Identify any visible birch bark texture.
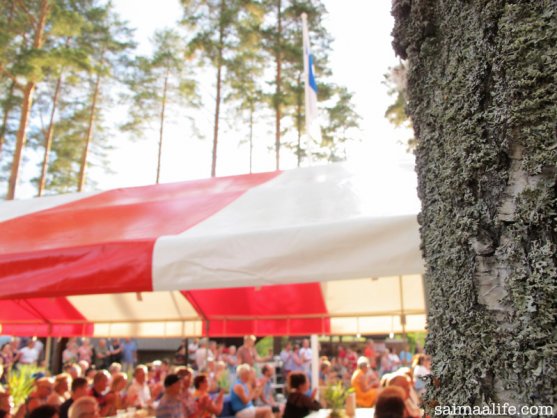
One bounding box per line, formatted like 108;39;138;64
392;0;557;411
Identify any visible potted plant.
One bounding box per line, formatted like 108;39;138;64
323;382;353;418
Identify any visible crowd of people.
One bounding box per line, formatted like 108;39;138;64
0;335;431;418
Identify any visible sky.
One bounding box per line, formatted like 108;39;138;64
13;0;415;199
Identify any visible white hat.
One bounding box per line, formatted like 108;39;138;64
357;356;369;367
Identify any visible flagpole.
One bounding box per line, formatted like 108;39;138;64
301;13;320;165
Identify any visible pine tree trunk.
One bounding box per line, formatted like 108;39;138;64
0;81;15;163
211;0;226;178
38;74;63;197
78;72;101;192
393;0;557;412
6;0;50;200
156;69;170;184
274;0;282;171
248;102;254;174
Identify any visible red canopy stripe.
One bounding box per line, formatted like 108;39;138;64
183;283;331;336
0;171;280;299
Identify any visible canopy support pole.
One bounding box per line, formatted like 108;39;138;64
311;334;319;398
44;336;52;370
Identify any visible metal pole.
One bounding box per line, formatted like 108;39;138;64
310;334;319;398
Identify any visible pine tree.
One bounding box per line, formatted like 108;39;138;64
123;29;199;183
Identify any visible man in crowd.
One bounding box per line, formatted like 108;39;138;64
298;339;312;379
127;365;152;409
89;371;110;417
194;339;213;372
59;377;88;418
237;336;272;367
18;339;39;366
155;374;183;418
68;396;100;418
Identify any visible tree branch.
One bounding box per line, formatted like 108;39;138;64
15;0;38;26
0;64;24;90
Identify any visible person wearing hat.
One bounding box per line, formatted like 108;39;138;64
156;374;183;418
350;357;379;408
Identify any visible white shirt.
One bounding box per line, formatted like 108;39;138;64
195;347;213;371
19;346;39;364
127;380;152;408
299;347;312;373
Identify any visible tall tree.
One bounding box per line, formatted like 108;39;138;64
393;0;557;413
224;1;266;173
2;0;51;200
182;0;241;177
123;29;198;183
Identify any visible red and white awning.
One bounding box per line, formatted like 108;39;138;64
0;163;425;337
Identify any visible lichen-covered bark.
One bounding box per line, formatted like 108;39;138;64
392;0;557;413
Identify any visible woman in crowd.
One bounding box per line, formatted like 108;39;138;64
283;372;320;418
104;372;128;416
193;374;224;418
47;374;71;406
351;357;379;408
230;364;272;418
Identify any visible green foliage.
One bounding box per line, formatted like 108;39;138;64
8;365;41;408
323;382;352;412
255;336;273;357
393;0;557;413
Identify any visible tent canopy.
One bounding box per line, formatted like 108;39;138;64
0;163;425;337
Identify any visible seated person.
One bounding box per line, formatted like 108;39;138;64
230;364;272;418
374;387;406;418
256;365;280;414
283;372;320;418
350;357;379;407
193;374;224;418
387;375;421;418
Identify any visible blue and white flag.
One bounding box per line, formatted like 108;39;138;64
301;13;321;145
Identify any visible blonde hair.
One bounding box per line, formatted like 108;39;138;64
236;363;251;377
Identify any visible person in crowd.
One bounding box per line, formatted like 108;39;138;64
78;339;93;365
230;364;272;418
29;405;58;418
236;336;272;368
374;387;406;418
109;339;123;365
103;372;127;416
283;372;320;418
108;363;122;377
127;365;152;410
47;373;72;406
94;340;110;370
18;340;39;366
344;345;358;379
188;339;199;364
193;374;224;418
177;367;208;418
68;396;100;418
0;384;13;417
298;339;312;380
225;346;238;374
156;374;183;418
0;345;14;384
257;365;279;414
351;357;379;408
387;375;421;418
62;342;79;365
398;345;412;368
214;361;229;393
77;361;89;377
89;370;110;417
63;364;82;381
412;354;431;399
8;339;21;366
15;377;53;418
195;340;213;372
209;342;219;362
59;377;89;418
279;342;296;381
122;338;138;374
363;340;377;369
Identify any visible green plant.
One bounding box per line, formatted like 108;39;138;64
324;382;352;417
7;365;41;407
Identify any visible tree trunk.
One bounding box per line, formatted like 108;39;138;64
156;69;170;184
274;0;282;171
296;75;303;167
6;0;50;200
392;0;557;413
0;81;15;162
248;101;254;174
211;0;226;178
77;72;101;192
38;74;63;197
